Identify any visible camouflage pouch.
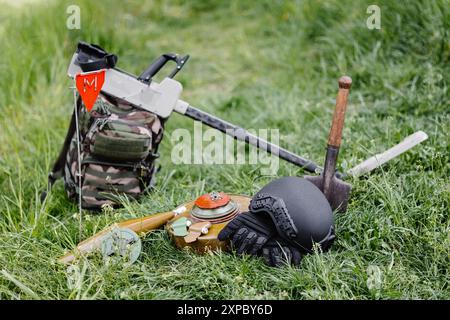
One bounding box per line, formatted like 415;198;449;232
46;94;164;210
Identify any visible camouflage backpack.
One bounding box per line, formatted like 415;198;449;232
44;92;164;210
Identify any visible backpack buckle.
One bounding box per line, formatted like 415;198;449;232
134;163;149;177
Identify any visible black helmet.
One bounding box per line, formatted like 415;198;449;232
249;176;335;253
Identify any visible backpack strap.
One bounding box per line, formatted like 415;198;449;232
41;96;82;202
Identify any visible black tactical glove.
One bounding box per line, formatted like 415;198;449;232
260;237;303;267
218;211;277;255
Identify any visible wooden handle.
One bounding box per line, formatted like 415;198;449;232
347;131;428;177
58;211;175;264
117;211;176;234
328;76;352;147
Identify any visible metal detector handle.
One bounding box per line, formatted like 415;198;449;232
138;53;189;83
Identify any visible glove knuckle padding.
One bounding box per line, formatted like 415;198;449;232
260;237;303;267
218;211;276;255
271;247;282;266
255;236;267;247
231;227;248;247
249;236;267;255
251;177;334;253
262;248;272;266
217;218;243;240
237;212;275;236
237;231;258;254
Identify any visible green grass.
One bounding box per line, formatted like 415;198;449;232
0;0;448;299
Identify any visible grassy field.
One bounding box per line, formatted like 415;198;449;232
0;0;448;299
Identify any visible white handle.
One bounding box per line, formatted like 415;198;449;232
348;131;428;177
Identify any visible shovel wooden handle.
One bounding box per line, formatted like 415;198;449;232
116;211;176;234
328;76;352;147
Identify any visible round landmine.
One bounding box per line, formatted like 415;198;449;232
166;192;251;254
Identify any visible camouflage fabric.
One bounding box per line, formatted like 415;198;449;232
63;94;164;210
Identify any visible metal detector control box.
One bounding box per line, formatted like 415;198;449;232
67;53;189;118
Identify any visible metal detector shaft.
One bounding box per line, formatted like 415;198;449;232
67;52;326;174
179;105;321;173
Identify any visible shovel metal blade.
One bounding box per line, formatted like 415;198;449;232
304;175;351;213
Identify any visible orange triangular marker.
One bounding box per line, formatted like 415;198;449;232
75;70;105;112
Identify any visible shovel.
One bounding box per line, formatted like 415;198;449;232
305;76;352;212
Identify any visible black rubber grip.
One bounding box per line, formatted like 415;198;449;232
138;53;179;83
